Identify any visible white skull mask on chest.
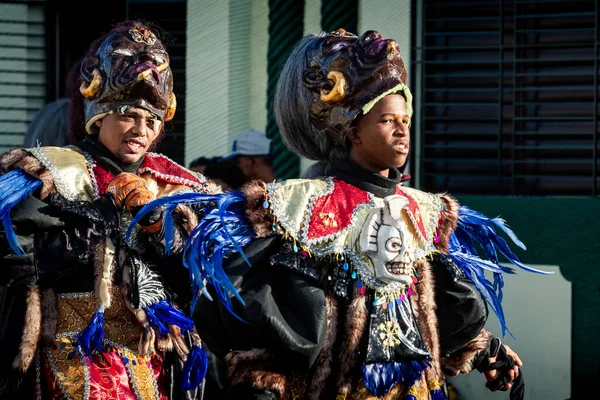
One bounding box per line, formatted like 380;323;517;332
359;195;416;285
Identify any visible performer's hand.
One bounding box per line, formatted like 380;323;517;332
106;172;155;212
484;344;523;391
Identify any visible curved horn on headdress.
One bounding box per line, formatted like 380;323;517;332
164;93;176;122
135;62;170;83
320;71;346;104
79;69;102;99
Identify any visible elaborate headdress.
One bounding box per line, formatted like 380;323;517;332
79;21;176;134
275;29;412;161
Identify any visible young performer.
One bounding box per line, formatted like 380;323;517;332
0;21;218;399
135;29;551;400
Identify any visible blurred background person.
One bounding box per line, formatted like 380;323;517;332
223;129;275;184
188;155;220;174
203;157;246;191
23;97;71;147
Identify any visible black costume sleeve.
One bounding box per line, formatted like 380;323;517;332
430;252;489;357
194;236;328;371
0;194;64;288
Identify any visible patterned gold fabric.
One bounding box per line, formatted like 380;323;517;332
46;289;165;400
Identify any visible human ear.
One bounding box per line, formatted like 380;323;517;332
346;126;361;144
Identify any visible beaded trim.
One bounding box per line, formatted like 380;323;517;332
35;352;41;400
103;339;160;400
266;178;374;250
30;147;77;200
142;153;207;190
56;286;119;301
56;292;93;300
338;246;409;292
83;152;99;199
45;347;81;400
55;330;80;339
397;187;443;248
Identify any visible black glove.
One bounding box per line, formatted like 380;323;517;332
475;337;525;400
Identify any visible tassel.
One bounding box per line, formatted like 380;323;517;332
361;360;429;397
180;344;208;391
449;206;554;337
127;191;256;318
430;389;447;400
74;305;105;358
428;379;447;400
0;169;42;255
144;300;195;336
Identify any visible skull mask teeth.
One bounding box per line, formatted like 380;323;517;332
360;196;416;285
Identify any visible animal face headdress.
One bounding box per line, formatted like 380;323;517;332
79;23;176;134
275;29;412;161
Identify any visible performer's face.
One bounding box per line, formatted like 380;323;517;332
348;94;410;176
95;107;161;163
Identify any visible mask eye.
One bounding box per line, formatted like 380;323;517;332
113;48;134;56
330;42;348;52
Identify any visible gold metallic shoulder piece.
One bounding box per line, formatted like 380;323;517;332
27;146;95;201
396;186;443;246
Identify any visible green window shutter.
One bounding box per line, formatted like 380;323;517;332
419;0;599;196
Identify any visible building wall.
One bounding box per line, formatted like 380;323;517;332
185;0;270;166
185;0;412;172
453;196;599;398
0;2;45;152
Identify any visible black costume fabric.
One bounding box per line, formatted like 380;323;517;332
0;143;216;400
194;159;491;399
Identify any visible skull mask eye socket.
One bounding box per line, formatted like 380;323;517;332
385;237;402;253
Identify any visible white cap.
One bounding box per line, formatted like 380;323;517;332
224;129;272;159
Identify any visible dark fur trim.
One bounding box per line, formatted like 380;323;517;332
308;295;338;399
412;259;443;383
40;288;57;345
441;328;493;376
435;193;459;253
225;348;287;398
336;294;368;396
13;286;41;372
203;180;223;195
170;325;190;358
0;148;29;173
156;334;173;352
242;180;272;237
175;203;199;234
0;149;56;199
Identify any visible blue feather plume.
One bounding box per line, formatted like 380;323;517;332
361;360;430;397
127;191;256;317
180;344;208;391
0;169;42;255
143;300;195;336
430;389;447;399
184;191;255;316
449;206;554;337
74;305;105;358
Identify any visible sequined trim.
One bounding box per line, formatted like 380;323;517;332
397;186;443;249
83;152;99;199
56;286;119;300
56;292;93;300
30;147;77;200
45;347;81;400
35;352;41;400
266;178;375;252
339;245;408;292
103;339;161;400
